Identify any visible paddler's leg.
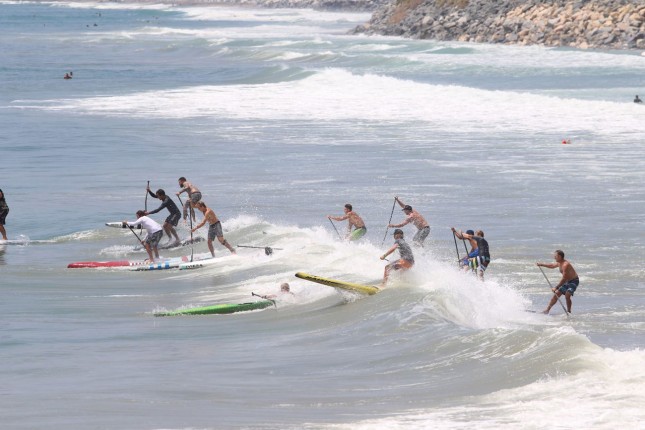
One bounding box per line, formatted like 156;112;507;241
218;237;236;254
543;290;562;314
565;291;573;313
206;238;215;257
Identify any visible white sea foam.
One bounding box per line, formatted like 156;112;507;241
17;69;644;140
326;347;645;429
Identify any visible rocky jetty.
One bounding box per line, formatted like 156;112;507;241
353;0;645;50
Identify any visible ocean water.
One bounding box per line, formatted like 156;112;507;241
1;1;644;429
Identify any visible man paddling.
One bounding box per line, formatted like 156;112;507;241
327;203;367;241
388;197;430;247
538;250;579;314
176;177;202;223
452;228;490;280
635;95;642;104
0;188;8;240
145;187;181;246
452;228;479;266
191;201;236;258
123;210;163;262
380;229;414;286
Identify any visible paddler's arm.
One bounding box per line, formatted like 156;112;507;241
380;244;398;260
191;218;207;233
327;214;348;222
451;227;464;239
146;187;157;198
536;262;558;269
394;196;405;209
389;217;410;228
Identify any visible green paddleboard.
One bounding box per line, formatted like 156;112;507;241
155;300;274;317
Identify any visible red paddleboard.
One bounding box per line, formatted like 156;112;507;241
67;260;146;268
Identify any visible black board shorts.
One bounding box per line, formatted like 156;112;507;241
0;208;8;225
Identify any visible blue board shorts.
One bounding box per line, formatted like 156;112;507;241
558;277;579;295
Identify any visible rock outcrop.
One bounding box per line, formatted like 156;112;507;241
353;0;645;50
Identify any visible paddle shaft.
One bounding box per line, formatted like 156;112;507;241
328;218;342;240
381;197;397;246
126;224;144;245
177;195;194;262
252;292;277;308
145;180;149;211
452;230;461;267
538;265;570;317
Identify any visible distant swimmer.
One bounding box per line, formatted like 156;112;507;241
0;188;9;240
176;176;202;223
123;210;163;262
452;228;490;281
145;187;181;246
380;229;414;286
537;250;579;314
635;95;643;104
191;201;235;258
388;197;430;247
327;203;366;241
63;73;72;80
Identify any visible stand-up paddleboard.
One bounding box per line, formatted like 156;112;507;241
178;254;237;270
68;253;209;269
295;272;380;295
105;222;143;229
136;236;204;251
154;300;274;316
0;239;54;245
68;259;149;269
130;253;211;271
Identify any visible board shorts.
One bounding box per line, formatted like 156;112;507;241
0;208;8;225
413;226;430;245
557;277;579;295
468;255;490;273
145;230;163;248
208;221;223;241
189;191;202;204
165;212;181;227
349;227;367;241
182;192;202;218
389;259;413;271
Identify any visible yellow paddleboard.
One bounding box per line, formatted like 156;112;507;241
295;272;380;295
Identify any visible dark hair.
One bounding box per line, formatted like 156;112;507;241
344;204;352;211
156;189;166;197
555;250;565;258
178;177;186;182
136;210;146;217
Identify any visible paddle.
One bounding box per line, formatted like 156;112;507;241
538;265;570;318
125;223;145;246
177;195;194;262
381;197;397;246
237;245;282;256
252;292;277;308
144;180;150;211
452;230;461;267
328;218;342;240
